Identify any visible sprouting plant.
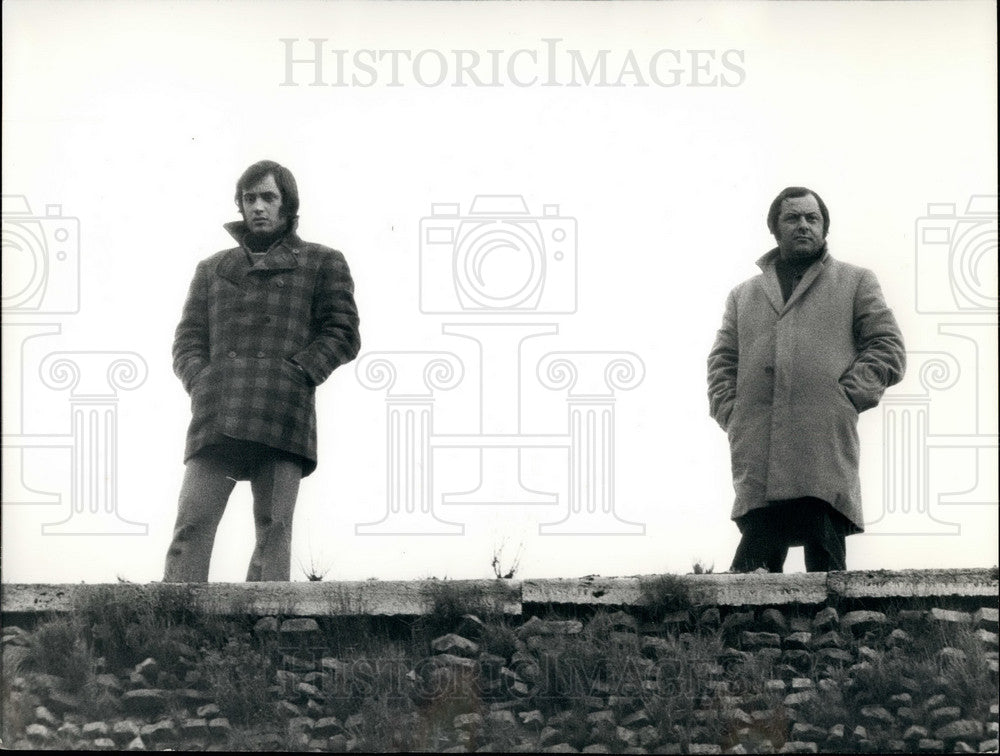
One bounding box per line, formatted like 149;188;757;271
692;559;715;575
491;540;523;579
298;550;332;581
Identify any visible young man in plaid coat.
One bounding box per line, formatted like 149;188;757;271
164;160;361;581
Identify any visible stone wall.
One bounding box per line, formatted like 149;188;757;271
1;570;998;753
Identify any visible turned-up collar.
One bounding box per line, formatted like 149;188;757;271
756;244;832;314
217;218;303;283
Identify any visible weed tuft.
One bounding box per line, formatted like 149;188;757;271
202;636;277;727
639;573;694;617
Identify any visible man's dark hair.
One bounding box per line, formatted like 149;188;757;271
234;160;300;219
767;186;830;237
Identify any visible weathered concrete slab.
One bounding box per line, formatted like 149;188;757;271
2;570;996;617
522;574;828;607
522;576;645;606
684;573;829;606
828;569;1000;599
0;580;521;617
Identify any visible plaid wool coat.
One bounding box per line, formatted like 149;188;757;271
707;248;905;531
173;220;361;476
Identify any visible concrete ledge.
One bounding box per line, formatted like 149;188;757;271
2;569;996;617
828;568;1000;599
0;580;522;617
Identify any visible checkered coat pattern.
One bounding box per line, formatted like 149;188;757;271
173;220;360;476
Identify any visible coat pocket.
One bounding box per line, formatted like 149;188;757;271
282;358;311;386
836;380;860;414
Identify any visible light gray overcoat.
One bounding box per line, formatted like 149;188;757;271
707;248;905;531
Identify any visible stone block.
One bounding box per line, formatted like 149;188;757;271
431;633;479;656
139;720;178;746
83;721;111;738
740;631;781;650
56;722;81;739
791;723;826;740
975;628;999;648
934;720;983;741
25;723;53;742
813;607;839;632
517;616;583;636
759;608;788;634
841;610;888;634
928;608;971;625
281;617;321;634
810;630;846;649
121;689;169;716
783;631;811;650
860;705;895;725
33;706;59;728
778;742;817;754
816;648;853;664
973;607;999;631
928;707;962;729
180;718;209;739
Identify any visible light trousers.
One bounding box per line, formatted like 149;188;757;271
163;445;302;582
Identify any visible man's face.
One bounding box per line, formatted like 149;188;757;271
241;173;284;234
774;194;825;259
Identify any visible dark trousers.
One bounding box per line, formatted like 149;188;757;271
164;441;303;582
730;497;849;573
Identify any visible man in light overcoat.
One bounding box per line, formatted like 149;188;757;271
164;160;361;581
707;186;905;572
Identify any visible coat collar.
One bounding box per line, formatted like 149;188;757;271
756;245;832;315
217;219;302;284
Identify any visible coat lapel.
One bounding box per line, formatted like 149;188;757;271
219;220;301;282
756;249;785;314
782;250;831;312
217;247;252;285
756;247;832;315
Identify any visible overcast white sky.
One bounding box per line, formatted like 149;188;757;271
2;1;996;584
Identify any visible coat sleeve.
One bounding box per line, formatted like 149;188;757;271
707;289;739;431
839;269;906;412
172;262;211;394
291;249;361;386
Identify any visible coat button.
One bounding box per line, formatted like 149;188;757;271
257;351;265;358
276;278;284;287
228;350;237;358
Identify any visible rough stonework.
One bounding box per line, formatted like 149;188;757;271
1;570;998;752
